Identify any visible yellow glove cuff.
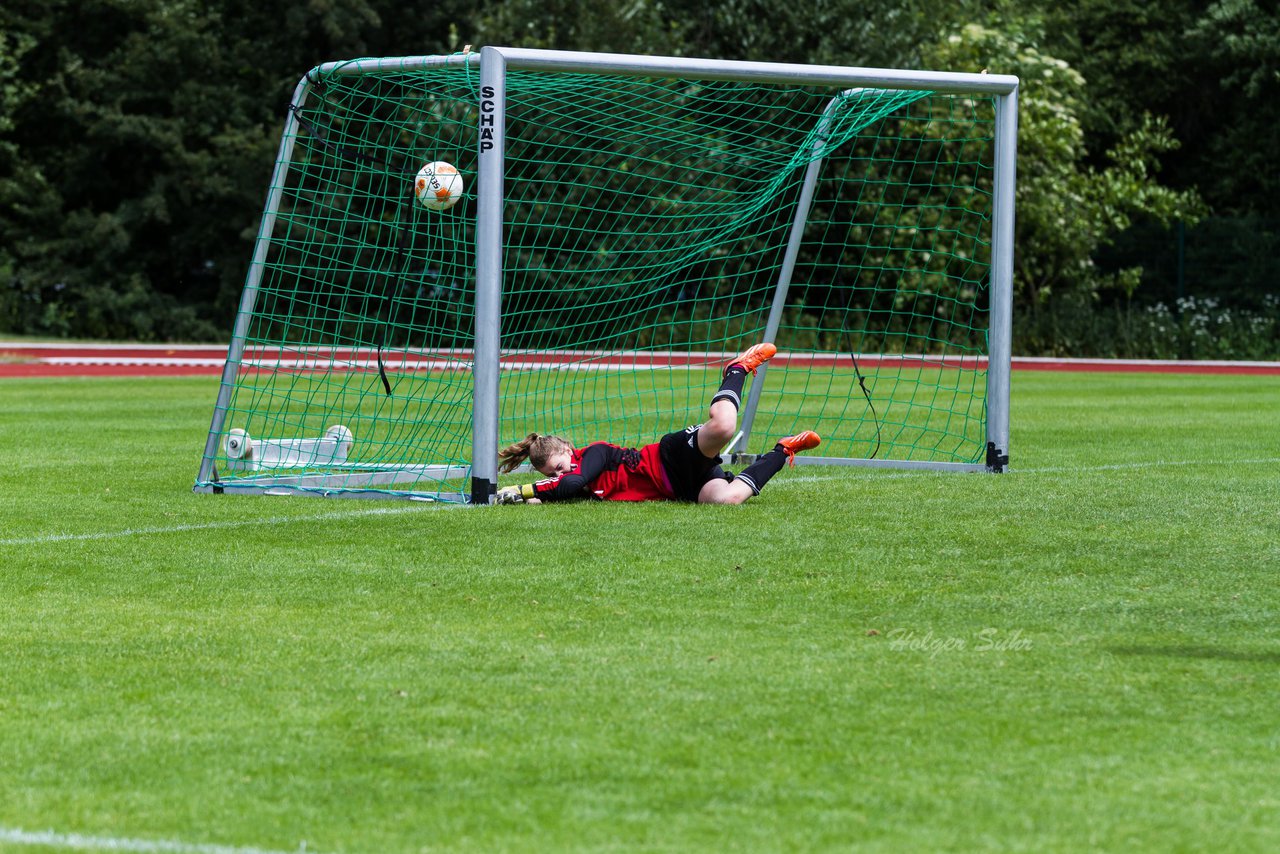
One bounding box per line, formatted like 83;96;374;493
520;483;536;499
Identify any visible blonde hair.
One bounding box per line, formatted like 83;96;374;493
497;432;573;474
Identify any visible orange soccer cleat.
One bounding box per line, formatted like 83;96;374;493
776;430;821;465
726;342;777;376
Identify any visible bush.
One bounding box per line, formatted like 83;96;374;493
0;271;221;342
1136;297;1280;361
1014;294;1280;360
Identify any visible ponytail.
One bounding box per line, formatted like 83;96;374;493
497;432;571;474
498;432;540;474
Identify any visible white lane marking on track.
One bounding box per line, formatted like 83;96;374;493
0;826;311;854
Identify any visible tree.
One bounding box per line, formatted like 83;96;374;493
473;0;984;68
923;22;1204;328
0;0;473;339
473;0;686;56
1186;0;1280;213
1032;0;1279;218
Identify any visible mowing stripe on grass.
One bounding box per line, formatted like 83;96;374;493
0;826;310;854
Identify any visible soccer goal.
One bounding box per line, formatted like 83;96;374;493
194;47;1018;503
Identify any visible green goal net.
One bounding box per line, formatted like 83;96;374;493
195;50;1015;502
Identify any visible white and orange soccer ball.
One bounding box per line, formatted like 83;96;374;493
414;161;464;210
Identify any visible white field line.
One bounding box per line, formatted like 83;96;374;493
0;505;434;548
0;826;310;854
1010;457;1280;474
4;457;1278;548
779;456;1280;483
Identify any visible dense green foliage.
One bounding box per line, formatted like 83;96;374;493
0;0;469;339
1;372;1278;849
1;0;1275;355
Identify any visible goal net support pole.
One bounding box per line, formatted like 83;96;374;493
733;88;871;462
195;74;311;489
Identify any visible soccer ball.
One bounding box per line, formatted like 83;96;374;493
414;161;464;210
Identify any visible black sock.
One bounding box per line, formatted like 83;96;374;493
711;366;747;410
734;446;788;495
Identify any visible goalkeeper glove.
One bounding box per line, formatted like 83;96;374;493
495;485;533;504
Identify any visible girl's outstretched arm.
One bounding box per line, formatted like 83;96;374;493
497;444;613;503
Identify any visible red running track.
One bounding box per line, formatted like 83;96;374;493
2;343;1279;377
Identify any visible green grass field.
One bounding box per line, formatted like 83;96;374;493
1;371;1278;853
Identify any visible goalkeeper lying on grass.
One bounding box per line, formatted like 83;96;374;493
495;343;820;505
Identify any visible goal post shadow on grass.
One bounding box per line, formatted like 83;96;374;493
194;48;1018;504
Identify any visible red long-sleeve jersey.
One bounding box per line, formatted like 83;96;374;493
530;441;674;502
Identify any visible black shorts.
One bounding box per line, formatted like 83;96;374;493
658;425;732;502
